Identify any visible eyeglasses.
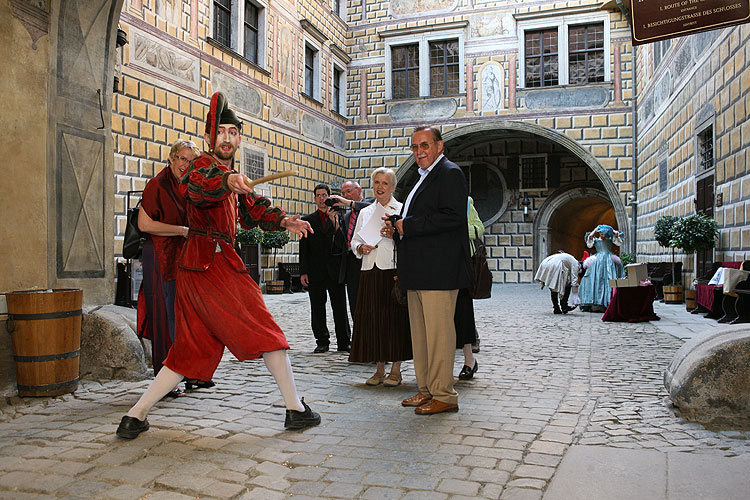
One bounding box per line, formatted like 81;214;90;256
314;193;329;199
410;141;436;152
173;155;192;163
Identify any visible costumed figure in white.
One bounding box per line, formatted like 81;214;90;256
579;224;625;312
535;251;582;314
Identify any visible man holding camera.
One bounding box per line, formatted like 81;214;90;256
299;184;351;354
329;180;373;318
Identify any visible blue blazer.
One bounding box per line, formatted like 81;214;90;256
396;157;474;290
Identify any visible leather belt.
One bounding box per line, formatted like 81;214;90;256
188;227;233;245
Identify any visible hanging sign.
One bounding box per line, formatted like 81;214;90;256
630;0;750;45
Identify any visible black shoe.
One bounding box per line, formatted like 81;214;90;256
284;398;322;430
553;308;563;314
458;361;478;380
471;338;480;354
562;305;578;314
116;415;149;439
313;345;329;354
184;379;215;390
336;346;350;353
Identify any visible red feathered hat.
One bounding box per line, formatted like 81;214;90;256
205;91;242;149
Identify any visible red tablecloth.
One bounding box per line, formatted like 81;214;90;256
696;284;720;310
602;285;660;322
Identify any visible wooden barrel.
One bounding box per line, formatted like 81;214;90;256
266;280;284;294
664;285;684;304
685;289;696;311
6;289;82;397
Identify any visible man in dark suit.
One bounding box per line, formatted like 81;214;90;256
391;126;473;415
330;180;373;318
300;184;351;354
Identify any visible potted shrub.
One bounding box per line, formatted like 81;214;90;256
261;230;290;293
671;214;719;308
237;227;263;284
654;215;682;303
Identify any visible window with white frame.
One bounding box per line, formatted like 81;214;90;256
211;0;267;67
518;13;610;89
384;28;465;100
241;146;270;197
303;42;321;101
520;155;547;190
332;64;346;115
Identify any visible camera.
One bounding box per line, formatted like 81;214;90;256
324;197;346;211
387;214;402;225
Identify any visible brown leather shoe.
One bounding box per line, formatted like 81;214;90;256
414;399;459;415
401;392;432;407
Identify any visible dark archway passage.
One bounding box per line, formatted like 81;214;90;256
548;196;617;261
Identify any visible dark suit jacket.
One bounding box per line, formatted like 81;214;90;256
336;198;374;283
300;211;343;283
396;157;473;290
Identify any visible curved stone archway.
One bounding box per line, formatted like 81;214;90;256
534;182;624;269
396;121;627;221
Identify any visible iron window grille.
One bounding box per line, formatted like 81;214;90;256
520;155;548;190
698;126;714;171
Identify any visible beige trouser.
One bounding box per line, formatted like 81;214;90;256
406;289;459;405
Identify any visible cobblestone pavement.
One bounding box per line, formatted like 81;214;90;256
1;284;749;499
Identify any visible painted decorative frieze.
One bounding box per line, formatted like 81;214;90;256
211;70;263;118
270;96;299;130
301;112;325;141
389;98;457;122
390;0;457;17
481;63;504;111
470;14;515;38
523;87;610;110
129;27;199;90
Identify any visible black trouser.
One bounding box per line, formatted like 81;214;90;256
308;278;351;349
551;284;572;311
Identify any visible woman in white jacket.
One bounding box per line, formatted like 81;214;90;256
348;168;412;386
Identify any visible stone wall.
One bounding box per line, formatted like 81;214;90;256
634;25;750;283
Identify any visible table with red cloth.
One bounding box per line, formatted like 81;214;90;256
695;261;743;313
602;284;660;322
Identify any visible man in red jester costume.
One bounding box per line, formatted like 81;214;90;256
117;92;321;439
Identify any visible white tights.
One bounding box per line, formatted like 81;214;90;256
126;349;303;421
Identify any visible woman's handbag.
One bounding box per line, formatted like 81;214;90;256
391;275;408;305
122;200;145;259
469;228;492;299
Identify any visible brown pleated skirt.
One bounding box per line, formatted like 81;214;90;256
349;266;413;363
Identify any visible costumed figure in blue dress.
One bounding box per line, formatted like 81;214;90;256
579;224;625;312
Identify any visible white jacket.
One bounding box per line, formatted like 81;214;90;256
350;197;402;271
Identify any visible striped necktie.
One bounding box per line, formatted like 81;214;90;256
346;211;357;247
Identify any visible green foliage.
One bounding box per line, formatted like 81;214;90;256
654;216;679;248
236;227;263;246
671;214;718;254
620;252;636;267
261;230;290;249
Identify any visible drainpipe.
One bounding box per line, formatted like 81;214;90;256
630;43;638;255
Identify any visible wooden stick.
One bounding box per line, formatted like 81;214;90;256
243;170;297;188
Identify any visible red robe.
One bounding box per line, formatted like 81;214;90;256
136;166;186;375
163;152;291;380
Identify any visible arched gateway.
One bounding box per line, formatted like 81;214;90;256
395;121;629;283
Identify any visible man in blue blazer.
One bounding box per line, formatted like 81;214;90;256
392;126;473;415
